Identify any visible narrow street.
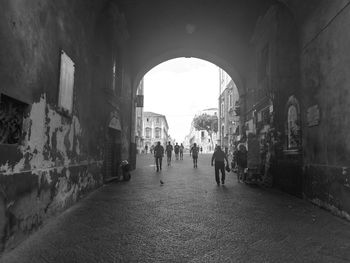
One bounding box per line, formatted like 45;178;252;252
2;154;350;263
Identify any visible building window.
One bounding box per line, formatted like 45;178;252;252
137;117;141;129
201;131;205;138
145;128;151;139
155;128;161;139
156;117;160;124
262;107;270;125
221;102;224;117
58;50;75;114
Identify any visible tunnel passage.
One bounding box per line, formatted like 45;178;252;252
1;0;350;255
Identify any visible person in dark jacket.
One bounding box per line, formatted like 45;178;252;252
190;143;199;168
236;144;247;182
166;142;173;166
211;145;229;185
154;141;164;172
174;143;180;160
179;143;184;160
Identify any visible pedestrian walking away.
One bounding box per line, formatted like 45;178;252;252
190;143;199;168
211;145;229;186
166;141;173;166
145;145;148;154
179;143;184;160
154;141;164;172
174;143;180;160
236;144;247;182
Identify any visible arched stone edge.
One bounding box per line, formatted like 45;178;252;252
131;48;244;97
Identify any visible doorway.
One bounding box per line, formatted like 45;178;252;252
105;128;121;180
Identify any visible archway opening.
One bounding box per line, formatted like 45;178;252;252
135;57;240;156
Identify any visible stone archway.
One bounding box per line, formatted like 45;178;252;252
132;48;244;99
132;50;244;153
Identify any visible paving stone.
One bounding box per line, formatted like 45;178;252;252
1;154;350;263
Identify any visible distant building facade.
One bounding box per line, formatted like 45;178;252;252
185;108;218;153
218;68;240;153
143;112;169;149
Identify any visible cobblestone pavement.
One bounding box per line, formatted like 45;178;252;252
2;154;350;263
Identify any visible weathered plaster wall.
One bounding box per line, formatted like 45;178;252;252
0;0;132;252
300;1;350;218
272;5;303;196
247;1;350;218
247;4;301;195
238;1;350;218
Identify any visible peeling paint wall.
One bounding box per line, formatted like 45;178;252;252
0;94;104;251
1;95;83;174
0;0;133;253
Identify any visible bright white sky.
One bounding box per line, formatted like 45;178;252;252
144;58;219;143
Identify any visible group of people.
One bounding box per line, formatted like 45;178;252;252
143;144;154;155
166;142;185;165
151;140;248;186
153;142;185;172
152;142;203;171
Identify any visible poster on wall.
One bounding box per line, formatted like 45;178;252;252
108;111;122;130
58;50;75;114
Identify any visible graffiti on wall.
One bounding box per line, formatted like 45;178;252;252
0;94;27;144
